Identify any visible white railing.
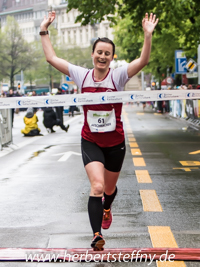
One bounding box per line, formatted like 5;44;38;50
0;109;12;150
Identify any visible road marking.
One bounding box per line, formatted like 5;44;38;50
140;190;162;212
131;148;142;155
148;226;186;267
129;142;138;147
52;151;81;161
135;170;152;183
136;112;144;115
133;157;146;166
173;167;199;172
189;150;200;154
127;133;134;138
127;129;133;134
128;137;136;142
180;161;200;166
154;113;163;115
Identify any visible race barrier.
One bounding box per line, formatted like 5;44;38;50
169;99;200;120
0;247;199;262
0;90;200;109
0;109;12;150
0;90;199;149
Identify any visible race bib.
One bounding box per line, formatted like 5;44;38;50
87;109;116;133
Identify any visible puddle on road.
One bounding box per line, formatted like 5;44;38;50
28;145;54;161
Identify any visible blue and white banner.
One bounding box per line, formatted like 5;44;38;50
0;90;200;109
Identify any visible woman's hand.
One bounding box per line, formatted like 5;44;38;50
40;11;56;31
142;13;159;35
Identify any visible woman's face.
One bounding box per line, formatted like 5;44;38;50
92;41;113;71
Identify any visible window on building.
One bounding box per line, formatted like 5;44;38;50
62;12;65;23
105;27;108;37
62;31;65;43
68;31;71;43
86;29;89;42
74;30;76;44
94;26;98;38
80;29;82;43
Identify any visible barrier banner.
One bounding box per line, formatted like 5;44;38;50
185;99;200;119
0;90;200;109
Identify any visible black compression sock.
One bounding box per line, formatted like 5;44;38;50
103;186;118;210
88;196;103;235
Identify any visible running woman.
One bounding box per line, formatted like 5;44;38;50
40;11;158;250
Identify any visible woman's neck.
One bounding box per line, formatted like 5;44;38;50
93;68;109;82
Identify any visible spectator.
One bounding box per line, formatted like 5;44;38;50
21;108;42;136
43;107;58;133
180;83;187;90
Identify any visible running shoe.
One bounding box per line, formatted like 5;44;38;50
65;124;70;132
91;232;105;251
102;208;112;229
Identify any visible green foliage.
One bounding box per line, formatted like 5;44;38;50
62;45;93;69
67;0;118;25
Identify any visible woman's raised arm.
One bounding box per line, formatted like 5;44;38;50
40;11;70;76
127;13;159;78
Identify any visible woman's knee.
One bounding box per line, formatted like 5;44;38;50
91;182;104;196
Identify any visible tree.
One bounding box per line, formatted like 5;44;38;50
67;0;200;76
0;16;37;88
62;45;94;69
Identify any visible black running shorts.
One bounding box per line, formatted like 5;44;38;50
81;137;126;172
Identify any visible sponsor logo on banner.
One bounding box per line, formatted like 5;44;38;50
44;99;65;105
130;94;136;100
100;95;106;102
157;93;179;99
107;95;123;102
16;100;38;106
72;97;93;104
186;93;200;98
130;94;150;100
158;93;165;99
0;101;10;107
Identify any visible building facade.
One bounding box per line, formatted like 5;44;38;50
0;0;113;45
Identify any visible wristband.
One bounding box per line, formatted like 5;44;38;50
39;31;49;35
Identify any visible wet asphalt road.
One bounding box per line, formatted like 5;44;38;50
0;103;200;267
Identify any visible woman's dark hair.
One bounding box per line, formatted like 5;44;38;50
92;37;115;57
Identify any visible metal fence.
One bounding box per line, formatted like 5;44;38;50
0;109;12;150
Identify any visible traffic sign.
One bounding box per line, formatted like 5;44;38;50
175;50;187;74
186;59;197;72
66;75;75;85
61;83;69;91
66;75;73;81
